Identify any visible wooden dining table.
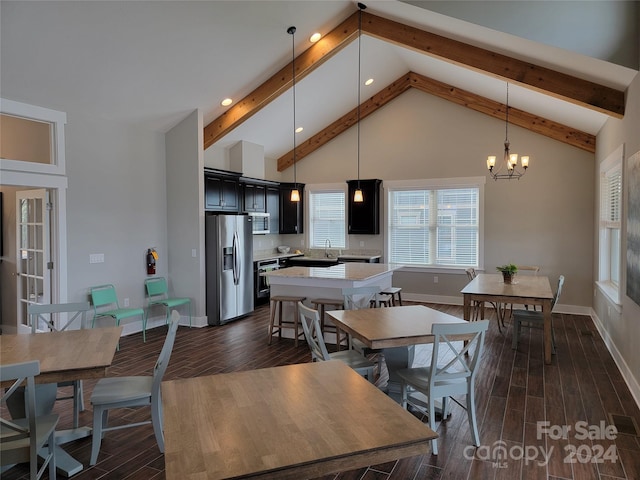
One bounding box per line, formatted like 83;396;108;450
0;326;123;476
162;360;437;480
326;305;468;402
461;273;554;363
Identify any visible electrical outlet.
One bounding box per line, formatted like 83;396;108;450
123;298;130;307
360;241;365;247
433;276;439;283
191;249;197;258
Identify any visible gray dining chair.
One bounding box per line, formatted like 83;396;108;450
1;360;59;480
512;275;565;352
89;310;180;465
27;301;91;429
298;302;376;383
397;319;489;455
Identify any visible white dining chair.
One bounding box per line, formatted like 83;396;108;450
397;319;489;455
298;302;376;383
27;301;91;429
89;311;180;465
1;360;59;480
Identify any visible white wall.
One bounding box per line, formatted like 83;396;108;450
593;71;640;402
65;112;167;334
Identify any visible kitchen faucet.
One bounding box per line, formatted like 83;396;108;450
325;239;331;258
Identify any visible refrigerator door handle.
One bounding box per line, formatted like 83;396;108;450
233;232;240;285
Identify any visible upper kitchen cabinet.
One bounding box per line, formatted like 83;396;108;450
242;182;267;212
266;186;280;234
279;183;304;234
204;169;241;212
347;179;382;235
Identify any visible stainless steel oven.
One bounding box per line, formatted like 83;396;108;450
254;258;280;304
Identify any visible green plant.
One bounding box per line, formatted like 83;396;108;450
496;263;518;274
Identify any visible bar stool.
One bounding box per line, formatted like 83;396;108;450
380;287;403;306
268;295;306;347
310;298;348;351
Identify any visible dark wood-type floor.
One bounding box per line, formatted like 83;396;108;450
3;302;640;480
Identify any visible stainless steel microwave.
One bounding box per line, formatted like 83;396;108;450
249;212;270;234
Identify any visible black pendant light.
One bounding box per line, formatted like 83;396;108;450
288;26;300;202
353;3;366;203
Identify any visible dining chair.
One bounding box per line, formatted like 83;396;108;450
89;310;180;465
512;275;564;353
27;301;91;429
298;302;376;383
145;276;192;327
397;319;489;455
1;360;59;480
90;284;147;342
464;268;483;321
342;286;385;370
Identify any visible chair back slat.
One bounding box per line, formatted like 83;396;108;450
298;302;331;361
552;275;565;310
430;320;489;389
91;284;119;309
28;301;91;332
145;277;168;299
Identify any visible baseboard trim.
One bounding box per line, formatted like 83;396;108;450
590;308;640;411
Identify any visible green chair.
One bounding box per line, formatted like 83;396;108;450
90;284;146;342
145;277;192;327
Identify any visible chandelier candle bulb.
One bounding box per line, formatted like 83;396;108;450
521;156;529;168
487;156;497;169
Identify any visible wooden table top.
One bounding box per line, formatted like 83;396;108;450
461;273;554;302
326;305;467;349
0;326;122;385
162;361;436;480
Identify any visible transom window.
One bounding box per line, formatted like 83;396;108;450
386;178;484;268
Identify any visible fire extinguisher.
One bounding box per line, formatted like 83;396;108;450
146;248;157;275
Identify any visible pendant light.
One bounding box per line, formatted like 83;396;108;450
288;26;300;202
353;3;366;203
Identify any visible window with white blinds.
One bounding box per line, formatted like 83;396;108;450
388;185;479;267
308;190;346;248
597;145;623;305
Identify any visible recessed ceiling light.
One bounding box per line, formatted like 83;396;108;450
365;78;374;86
309;32;322;43
221;98;233;106
295;127;304;133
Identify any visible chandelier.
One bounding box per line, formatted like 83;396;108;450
487;83;530;180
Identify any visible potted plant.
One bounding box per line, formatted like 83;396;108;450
496;263;518;284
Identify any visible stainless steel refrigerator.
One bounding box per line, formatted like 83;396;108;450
205;214;254;325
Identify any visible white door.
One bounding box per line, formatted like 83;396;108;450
16;189;51;330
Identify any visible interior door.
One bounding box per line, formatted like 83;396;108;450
16;189;50;330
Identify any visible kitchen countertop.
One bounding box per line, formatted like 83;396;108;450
253;252;303;262
265;263;397;282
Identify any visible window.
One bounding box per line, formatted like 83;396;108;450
598;146;623;305
308;187;346;249
386;178;484;268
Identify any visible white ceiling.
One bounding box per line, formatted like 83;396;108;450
1;1;637;161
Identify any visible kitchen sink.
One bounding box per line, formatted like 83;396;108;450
287;256;340;267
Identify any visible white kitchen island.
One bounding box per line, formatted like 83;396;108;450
264;263;399;343
266;263;398;299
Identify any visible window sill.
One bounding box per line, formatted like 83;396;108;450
390;264;479;275
596;281;622;311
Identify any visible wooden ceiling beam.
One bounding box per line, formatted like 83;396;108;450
203;13;359;150
277;74;412;171
362;11;625;118
276;72;594;171
407;72;596;153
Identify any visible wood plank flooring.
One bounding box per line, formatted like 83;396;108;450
3;302;639;479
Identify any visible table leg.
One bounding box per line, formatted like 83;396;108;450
383;346;415;403
543;299;553;364
463;295;471;321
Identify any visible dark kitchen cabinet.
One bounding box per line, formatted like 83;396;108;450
204;170;241;212
347;179;381;235
266;186;280;234
242;183;267;212
279;183;304;234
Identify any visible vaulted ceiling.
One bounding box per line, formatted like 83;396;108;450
204;7;628;172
